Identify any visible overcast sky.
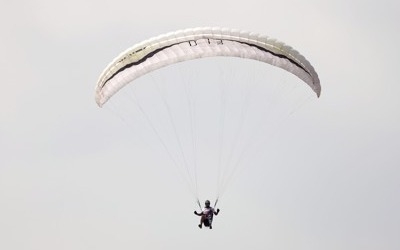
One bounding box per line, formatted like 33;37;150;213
1;0;400;249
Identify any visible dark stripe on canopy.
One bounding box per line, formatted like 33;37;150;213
101;38;311;89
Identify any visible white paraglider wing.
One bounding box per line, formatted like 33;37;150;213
95;27;320;107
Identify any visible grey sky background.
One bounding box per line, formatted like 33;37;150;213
1;0;399;249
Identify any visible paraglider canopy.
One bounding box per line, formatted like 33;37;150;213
95;27;320;107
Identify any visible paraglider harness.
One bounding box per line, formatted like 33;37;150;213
197;199;218;227
202;210;214;227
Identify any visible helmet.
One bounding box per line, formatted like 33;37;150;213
205;200;210;205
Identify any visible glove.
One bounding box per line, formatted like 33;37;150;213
194;211;197;214
217;209;220;213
